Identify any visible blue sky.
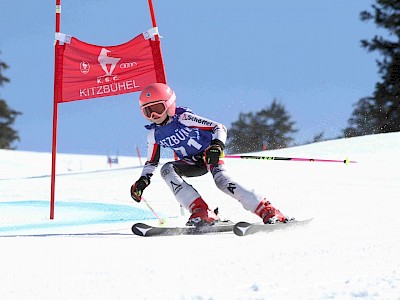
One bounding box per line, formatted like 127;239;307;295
1;0;378;156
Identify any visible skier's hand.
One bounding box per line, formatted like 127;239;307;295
204;139;225;166
130;175;151;202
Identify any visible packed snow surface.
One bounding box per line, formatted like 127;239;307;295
1;132;399;299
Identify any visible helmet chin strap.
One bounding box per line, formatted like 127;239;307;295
154;115;169;125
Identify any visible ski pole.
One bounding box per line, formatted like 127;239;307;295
141;196;166;225
224;155;357;164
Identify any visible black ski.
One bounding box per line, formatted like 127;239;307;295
233;218;313;236
132;220;234;237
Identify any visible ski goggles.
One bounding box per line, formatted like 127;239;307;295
141;100;168;120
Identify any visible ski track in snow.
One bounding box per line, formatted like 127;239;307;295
1;132;400;299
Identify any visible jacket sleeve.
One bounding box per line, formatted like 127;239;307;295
140;128;160;178
179;112;227;145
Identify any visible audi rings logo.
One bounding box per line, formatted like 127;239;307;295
80;61;90;74
120;62;137;69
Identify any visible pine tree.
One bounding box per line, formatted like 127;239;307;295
226;99;297;153
0;53;21;149
343;0;400;137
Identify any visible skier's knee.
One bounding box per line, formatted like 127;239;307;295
160;162;179;180
213;170;231;191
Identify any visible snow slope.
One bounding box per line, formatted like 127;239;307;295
0;132;399;299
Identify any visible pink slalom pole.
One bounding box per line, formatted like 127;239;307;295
136;146;143;166
224;155;357;164
141;196;166;225
50;0;62;219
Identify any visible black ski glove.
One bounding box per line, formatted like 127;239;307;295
204;139;225;166
130;175;151;202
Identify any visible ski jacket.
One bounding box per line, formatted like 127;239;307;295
140;107;227;178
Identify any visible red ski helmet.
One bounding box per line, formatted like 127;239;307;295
139;83;176;124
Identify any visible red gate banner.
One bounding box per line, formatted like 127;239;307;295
54;28;165;103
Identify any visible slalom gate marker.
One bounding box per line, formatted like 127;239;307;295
224;155;357;164
50;0;166;219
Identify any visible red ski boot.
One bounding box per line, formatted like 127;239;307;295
186;197;220;226
255;199;288;224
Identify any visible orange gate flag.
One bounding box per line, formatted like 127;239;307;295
54;27;165;103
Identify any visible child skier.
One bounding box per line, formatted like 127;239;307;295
130;83;289;226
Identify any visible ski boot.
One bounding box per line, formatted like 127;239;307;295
255;199;289;224
186;197;220;227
